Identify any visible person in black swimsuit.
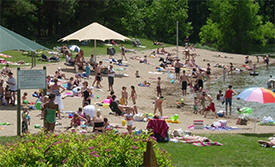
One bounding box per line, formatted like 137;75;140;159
81;81;92;107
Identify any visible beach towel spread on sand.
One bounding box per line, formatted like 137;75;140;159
147;119;169;138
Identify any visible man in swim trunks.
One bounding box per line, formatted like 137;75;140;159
197;69;204;89
180;70;190;96
174;59;181;80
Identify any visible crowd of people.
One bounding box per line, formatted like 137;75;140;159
0;41;273;137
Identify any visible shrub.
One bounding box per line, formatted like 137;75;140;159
0;131;172;167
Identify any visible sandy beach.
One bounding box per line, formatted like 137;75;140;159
0;46;274;136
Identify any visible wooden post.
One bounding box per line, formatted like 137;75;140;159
17;68;21;136
143;141;158;167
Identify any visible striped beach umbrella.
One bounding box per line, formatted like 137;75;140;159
237;87;275;104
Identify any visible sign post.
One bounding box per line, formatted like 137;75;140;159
17;67;46;136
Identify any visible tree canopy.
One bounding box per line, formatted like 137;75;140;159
0;0;274;53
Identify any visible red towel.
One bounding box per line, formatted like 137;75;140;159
147;119;169;138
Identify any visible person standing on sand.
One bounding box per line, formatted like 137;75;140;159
156;77;162;97
130;85;138;114
199;91;207;115
92;61;103;88
108;65;115;92
43;94;59;133
120;86;128;105
154;96;164;116
174;59;181;80
180;70;190;96
264;54;269;70
225;85;237;116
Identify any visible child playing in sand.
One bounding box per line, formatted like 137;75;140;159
120;86;128;105
125;108;134;133
204;94;217;118
193;97;198;114
22;107;30;133
154;96;164;116
70;112;88;128
4;85;11;105
216;90;224;102
156;77;162;97
22;92;29;104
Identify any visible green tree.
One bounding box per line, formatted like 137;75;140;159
200;0;275;53
145;0;192;44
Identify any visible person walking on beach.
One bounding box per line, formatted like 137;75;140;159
156;77;162;97
120;45;127;61
43;94;59;133
174;59;181;80
180;70;190;96
92;61;103;88
108;65;115;92
225;85;236;116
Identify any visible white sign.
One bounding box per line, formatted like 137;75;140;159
17;69;46;89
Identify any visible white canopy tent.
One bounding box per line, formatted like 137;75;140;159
59;22;130;61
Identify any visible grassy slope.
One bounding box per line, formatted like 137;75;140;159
159;133;275;167
0;38;173;68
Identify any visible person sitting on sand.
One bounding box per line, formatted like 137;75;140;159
55;67;67;80
93;110;105;132
146;115;169;142
161;47;168;54
66;77;75;90
75;50;85;70
1;64;11;77
154;96;164;116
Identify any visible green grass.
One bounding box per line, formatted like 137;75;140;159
159;133;275;167
0;38;173;68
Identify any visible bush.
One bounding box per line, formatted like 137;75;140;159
0;131;172;167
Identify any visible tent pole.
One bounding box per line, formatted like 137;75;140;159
94;40;96;62
176;21;179;59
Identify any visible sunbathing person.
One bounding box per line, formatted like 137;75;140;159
258;137;275;147
109;95;135;116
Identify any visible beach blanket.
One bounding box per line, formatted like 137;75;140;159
192;141;223;147
0;53;12;58
205;126;240;131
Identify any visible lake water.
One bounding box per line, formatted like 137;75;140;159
206;65;275;119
